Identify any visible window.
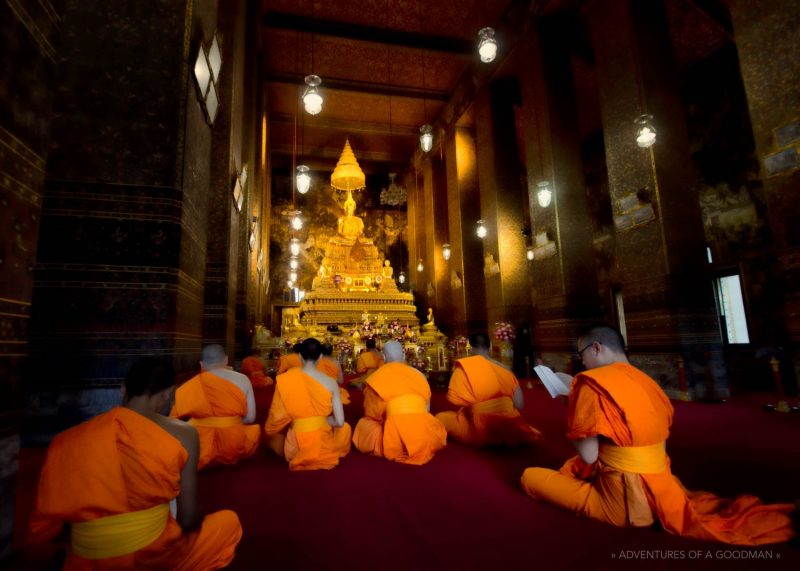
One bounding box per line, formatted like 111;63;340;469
714;274;750;344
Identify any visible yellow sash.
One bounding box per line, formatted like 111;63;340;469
292;415;329;432
71;503;169;559
188;415;242;428
600;442;667;474
387;394;427;416
471;396;514;415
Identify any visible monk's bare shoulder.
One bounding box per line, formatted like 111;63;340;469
485;356;511;370
153;414;198;451
306;367;339;394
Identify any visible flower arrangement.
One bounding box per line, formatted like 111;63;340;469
448;335;468;352
409;357;428;373
494;321;516;342
334;338;353;355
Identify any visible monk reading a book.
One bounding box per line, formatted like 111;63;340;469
521;323;796;545
436;332;542;446
29;357;242;570
264;337;351;470
170;345;260;469
353;340;446;465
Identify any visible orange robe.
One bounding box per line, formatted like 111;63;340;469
352;350;384;386
317;356;351;405
521;362;796;545
353;362;446;465
240;356;272;388
264;368;352;471
277;353;302;374
170;372;260;469
28;407;242;570
436;355;542;446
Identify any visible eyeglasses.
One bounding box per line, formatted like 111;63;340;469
576;343;594;358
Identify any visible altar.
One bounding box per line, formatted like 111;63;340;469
297;140;418;331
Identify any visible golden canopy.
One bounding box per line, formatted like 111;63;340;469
330;139;366;191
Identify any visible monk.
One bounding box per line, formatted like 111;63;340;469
264;337;352;470
350;337;383;388
521;324;796;545
28;357;242;570
318;342;351;405
277;343;303;374
353;340;446;465
170;344;260;469
240;348;272;388
436;332;542;446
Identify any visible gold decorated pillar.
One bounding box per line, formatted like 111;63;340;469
474;81;532;329
444;127;487;332
728;0;800;382
518;21;601;356
588;0;723;394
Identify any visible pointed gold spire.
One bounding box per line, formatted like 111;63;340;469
330;139;366;191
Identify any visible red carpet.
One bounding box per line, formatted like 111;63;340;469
13;385;800;570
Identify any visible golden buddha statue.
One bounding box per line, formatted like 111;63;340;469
337;193;365;241
298;140;419;332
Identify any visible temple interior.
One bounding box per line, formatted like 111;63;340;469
2;0;800;567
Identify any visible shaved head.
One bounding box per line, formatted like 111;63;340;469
382;340;405;363
201;344;226;366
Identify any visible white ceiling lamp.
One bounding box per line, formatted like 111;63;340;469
289;257;299;270
289;238;301;257
289;271;298;282
398;272;406;284
290;211;303;231
419;124;433;153
476;219;487;239
416;259;424;272
634;114;656;147
296;164;310;194
303;74;323;115
442;243;451;261
478;27;497;63
526;245;535;261
536;181;552;208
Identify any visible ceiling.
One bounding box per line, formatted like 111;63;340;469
260;0;732;178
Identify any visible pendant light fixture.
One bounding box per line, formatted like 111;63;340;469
478;27;497;63
634;114;656;147
536;181;552;208
442;243;451;261
476;219;487;239
303;74;323;115
296;164;310;194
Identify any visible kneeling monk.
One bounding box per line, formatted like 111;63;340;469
28;357;242;570
265;337;351;470
240;348;272;388
353;340;446;465
170;344;260;469
318;342;351;405
437;332;542;446
522;324;795;545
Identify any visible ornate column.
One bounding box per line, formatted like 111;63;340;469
26;0;220;442
728;0;800;385
588;0;723;395
518;21;601;363
0;0;56;558
474;80;531;329
444;127;486;333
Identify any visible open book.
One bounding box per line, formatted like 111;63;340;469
534;365;573;398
